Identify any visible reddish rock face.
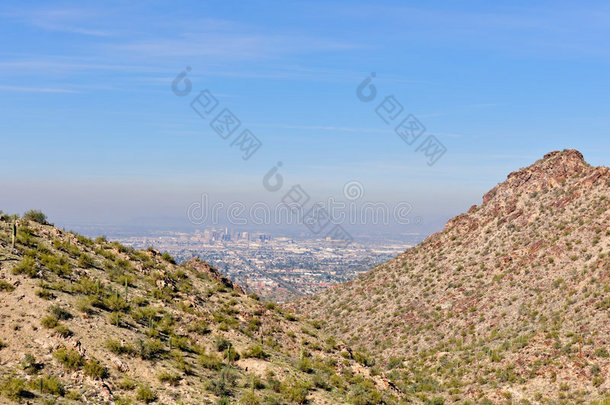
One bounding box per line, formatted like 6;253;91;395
483;149;589;206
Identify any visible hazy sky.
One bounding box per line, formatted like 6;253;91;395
1;1;609;236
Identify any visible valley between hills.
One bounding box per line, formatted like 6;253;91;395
0;149;608;404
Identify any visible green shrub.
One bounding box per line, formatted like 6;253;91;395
207;368;237;397
239;391;261;405
161;252;176;264
76;296;95;314
297;357;313;373
53;347;83;371
280;378;310;404
105;338;135;356
188;319;210;335
78;253;95;268
353;351;375;367
84;357;108;380
312;372;331;390
348;380;383;405
104;295;130;312
595;347;609;358
16;227;37;246
0;280;15;292
24;210;48;224
38;375;65;396
136;385;157;403
12;256;38;277
215;337;231;351
40;252;72;276
41;315;59;329
118;377;137;391
0;376;31;400
243;344;269;359
157;371;181;386
54;324;72;338
198;353;222;370
49;305;72;320
21;353;41;374
137;338;164;360
36;288;55;300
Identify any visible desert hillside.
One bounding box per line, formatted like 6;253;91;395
297;150;610;404
0;214;398;404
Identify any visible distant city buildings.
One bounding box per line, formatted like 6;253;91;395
115;227;415;302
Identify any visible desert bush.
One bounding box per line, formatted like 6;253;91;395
12;256;38;277
41;315;59;328
168;335;190;352
348;380;383;405
16;226;37;246
24;210;48;224
188;319;210;335
297;357;313;373
161;252;176;264
21;353;42;374
0;280;15;292
75;296;95;314
137;338;164;360
53;347;83;371
54;324;72;338
215;336;231;351
136;385;157;403
40;252;72;276
280;378;310;404
103;294;130;312
36;288;55;300
243;344;269;359
198;352;222;370
0;376;31;400
595;347;609;358
78;253;95;268
105;338;135;356
37;375;65;396
207;368;237;397
157;371;181;386
239;391;261;405
84;357;108;380
49;304;72;320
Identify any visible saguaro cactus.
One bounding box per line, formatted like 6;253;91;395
11;219;17;248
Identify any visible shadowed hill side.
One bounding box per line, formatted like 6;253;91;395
0;217;401;404
295;150;610;403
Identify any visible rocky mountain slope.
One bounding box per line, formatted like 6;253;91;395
0;215;398;404
296;150;610;404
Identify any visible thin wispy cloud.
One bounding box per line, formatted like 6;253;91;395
0;85;79;93
1;7;113;37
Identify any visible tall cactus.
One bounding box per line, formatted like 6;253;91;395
11;219;16;248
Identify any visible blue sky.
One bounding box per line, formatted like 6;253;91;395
1;0;609;235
